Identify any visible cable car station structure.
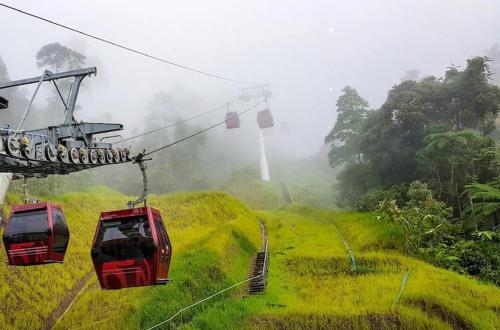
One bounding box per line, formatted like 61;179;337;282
0;67;132;180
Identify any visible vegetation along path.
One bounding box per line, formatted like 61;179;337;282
44;271;94;330
0;190;497;329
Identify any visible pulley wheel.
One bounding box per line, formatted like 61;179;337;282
21;143;36;160
45;144;58;162
79;148;89;164
105;148;114;163
6;135;21;157
120;148;128;162
58;145;69;163
97;149;106;164
113;148;120;163
69;147;80;164
89;149;99;164
126;148;133;161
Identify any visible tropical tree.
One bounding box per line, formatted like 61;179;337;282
325;86;369;166
418;130;498;216
443;57;500;134
330;56;500;208
36;43;86;71
0;56;29;127
34;42;87;126
463;179;500;230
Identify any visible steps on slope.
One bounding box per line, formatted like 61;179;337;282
249;223;269;295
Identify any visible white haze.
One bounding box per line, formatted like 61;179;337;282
1;0;500;157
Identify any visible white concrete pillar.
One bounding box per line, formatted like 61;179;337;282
259;129;270;182
0;173;12;204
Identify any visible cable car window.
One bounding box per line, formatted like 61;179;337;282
154;217;167;248
94;216;155;262
4;210;50;243
52;209;69;253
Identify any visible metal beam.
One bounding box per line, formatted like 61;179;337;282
0;67;97;89
0;96;8;109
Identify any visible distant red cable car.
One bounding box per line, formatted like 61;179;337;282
2;202;70;265
225;111;240;129
91;206;172;290
257;109;274;129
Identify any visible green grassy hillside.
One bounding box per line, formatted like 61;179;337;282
253;208;499;329
0;189;261;330
0;190;498;329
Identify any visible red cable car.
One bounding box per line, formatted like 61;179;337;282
257;109;274;129
225;111;240;129
91;206;172;290
2;202;70;265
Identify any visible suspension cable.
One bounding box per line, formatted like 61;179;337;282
143;101;264;157
116;101;235;145
0;3;255;84
146;233;268;330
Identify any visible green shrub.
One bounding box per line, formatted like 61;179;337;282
378;181;454;254
378;181;499;284
355;184;407;211
425;236;500;285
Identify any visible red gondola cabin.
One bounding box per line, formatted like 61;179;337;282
91;206;172;290
257;109;274;129
225;111;240;129
2;202;70;265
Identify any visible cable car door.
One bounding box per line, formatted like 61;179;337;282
153;214;171;284
50;206;69;262
3;207;51;265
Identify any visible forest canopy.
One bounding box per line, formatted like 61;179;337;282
326;56;500;284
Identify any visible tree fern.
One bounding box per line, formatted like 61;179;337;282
463;179;500;217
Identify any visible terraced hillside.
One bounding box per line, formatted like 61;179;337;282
0;190;498;329
0;189;262;330
253;208;499;329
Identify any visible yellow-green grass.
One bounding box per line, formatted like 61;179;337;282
248;209;499;330
119;208;499;329
0;188;126;329
53;191;262;330
0;189;262;330
1;189;498;330
221;180;281;210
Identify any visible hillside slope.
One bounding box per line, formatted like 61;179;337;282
155;207;497;329
251;208;499;329
0;189;262;330
0;190;498;329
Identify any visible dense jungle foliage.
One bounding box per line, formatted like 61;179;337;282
326;56;500;284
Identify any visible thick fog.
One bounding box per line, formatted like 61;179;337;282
1;0;500;158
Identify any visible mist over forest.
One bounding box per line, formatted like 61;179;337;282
1;1;499;200
0;2;499;328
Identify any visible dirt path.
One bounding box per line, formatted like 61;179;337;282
43;271;94;330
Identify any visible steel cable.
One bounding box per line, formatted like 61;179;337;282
146;231;269;330
116;101;235;145
143;101;264;157
0;3;256;84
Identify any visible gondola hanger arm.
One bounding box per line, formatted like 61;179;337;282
127;151;152;208
22;177;38;204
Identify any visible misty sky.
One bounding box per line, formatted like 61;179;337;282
1;0;500;157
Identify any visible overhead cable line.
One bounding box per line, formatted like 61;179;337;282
0;3;254;84
143;101;264;156
146;235;268;330
116;101;234;145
